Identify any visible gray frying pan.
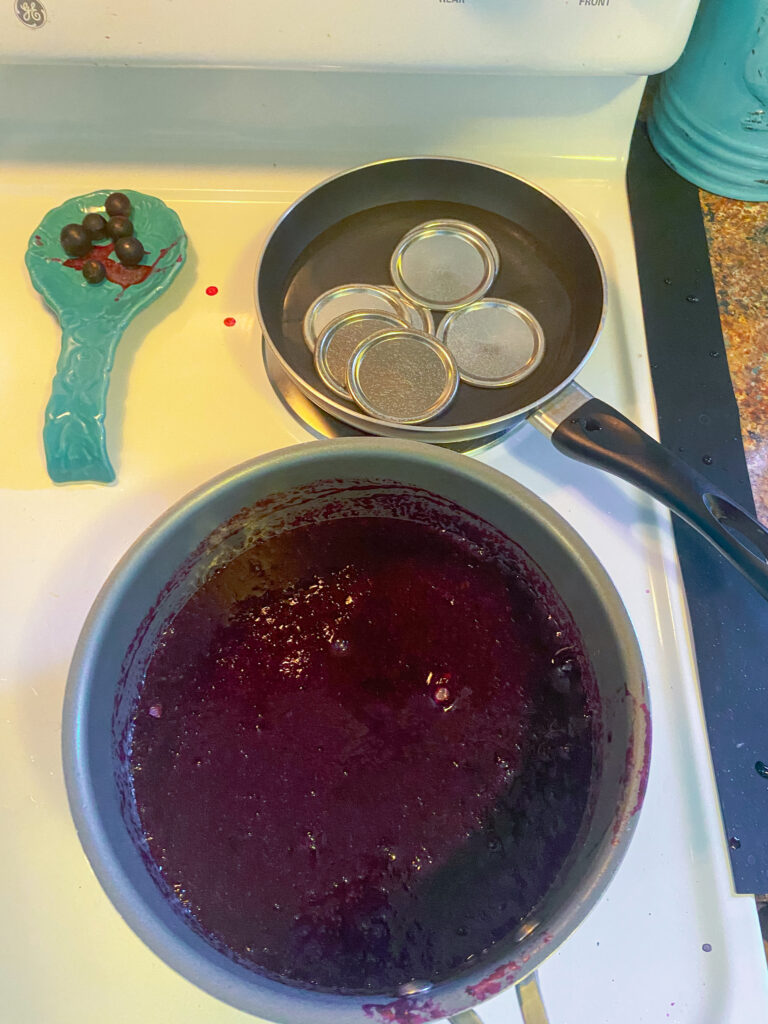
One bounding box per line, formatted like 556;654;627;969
255;157;768;599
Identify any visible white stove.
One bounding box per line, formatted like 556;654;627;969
2;2;768;1021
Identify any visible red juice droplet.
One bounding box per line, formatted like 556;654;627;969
205;285;218;296
224;317;236;327
63;243;152;288
56;236;182;295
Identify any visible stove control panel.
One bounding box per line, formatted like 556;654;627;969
2;0;699;75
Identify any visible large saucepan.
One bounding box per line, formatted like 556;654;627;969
63;439;648;1023
256;157;768;600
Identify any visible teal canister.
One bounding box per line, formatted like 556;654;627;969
648;0;768;200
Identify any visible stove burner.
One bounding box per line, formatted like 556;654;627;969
262;338;513;455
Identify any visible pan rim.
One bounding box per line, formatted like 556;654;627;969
254;154;608;438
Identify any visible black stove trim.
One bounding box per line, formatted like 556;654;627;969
627;121;768;895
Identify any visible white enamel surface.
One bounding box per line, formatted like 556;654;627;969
0;0;699;74
1;55;767;1024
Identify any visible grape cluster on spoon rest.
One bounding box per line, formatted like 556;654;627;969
59;192;146;283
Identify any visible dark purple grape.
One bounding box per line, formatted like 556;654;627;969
82;213;108;241
60;223;91;257
114;236;145;266
105;192;132;217
107;216;134;240
82;259;106;284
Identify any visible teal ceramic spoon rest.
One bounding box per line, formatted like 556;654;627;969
26;189;187;484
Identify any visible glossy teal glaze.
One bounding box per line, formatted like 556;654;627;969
26;189;187;484
649;0;768;200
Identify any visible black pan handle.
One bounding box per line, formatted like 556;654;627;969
530;383;768;601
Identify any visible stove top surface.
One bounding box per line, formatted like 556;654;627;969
1;63;767;1024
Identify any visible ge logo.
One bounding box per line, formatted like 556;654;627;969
14;0;47;28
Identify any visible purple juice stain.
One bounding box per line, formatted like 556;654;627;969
129;515;595;994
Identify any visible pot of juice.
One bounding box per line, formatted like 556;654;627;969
62;437;649;1023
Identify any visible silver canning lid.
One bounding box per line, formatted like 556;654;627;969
436;298;546;388
390;219;498;311
423;218;501;273
382;285;435;334
347;328;459;424
303;284;409;351
313;310;409;398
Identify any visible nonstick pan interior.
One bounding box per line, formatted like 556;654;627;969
257;158;605;432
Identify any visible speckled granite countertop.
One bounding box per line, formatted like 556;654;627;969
699;193;768;524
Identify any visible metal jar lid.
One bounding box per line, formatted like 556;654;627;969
382;285;435;334
436;298;546;388
347;328;459;424
303;284;409;351
430;218;501;272
390;219;498;311
313;310;409;398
